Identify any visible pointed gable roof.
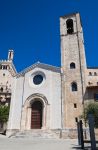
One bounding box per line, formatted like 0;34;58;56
16;62;61;77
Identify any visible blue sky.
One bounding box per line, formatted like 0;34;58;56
0;0;98;71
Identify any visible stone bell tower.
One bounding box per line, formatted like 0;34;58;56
60;13;87;129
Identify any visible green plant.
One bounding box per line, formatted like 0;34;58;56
0;105;10;123
81;103;98;128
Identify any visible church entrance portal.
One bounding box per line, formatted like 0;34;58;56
31;101;43;129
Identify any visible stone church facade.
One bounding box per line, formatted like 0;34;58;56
0;13;98;138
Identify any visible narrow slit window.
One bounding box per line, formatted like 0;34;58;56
94;72;97;76
74;103;77;108
75;117;78;122
89;72;92;76
71;82;77;91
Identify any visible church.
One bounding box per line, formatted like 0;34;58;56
0;13;98;138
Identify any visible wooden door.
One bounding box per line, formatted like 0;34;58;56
31;101;42;129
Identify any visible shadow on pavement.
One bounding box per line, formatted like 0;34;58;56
72;144;98;150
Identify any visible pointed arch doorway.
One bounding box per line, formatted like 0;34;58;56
31;101;43;129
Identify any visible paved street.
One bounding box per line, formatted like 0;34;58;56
0;135;79;150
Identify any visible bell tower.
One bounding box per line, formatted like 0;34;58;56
60;13;87;128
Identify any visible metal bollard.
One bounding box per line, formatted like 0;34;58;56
80;120;84;149
88;114;96;150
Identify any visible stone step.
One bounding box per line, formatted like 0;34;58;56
11;130;60;139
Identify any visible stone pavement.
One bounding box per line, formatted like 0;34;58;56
0;135;80;150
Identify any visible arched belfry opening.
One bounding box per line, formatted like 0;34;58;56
66;19;74;34
31;100;43;129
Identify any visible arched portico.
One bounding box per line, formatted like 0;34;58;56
21;93;49;130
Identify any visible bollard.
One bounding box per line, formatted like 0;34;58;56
77;121;81;145
80;120;84;149
88;114;96;150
